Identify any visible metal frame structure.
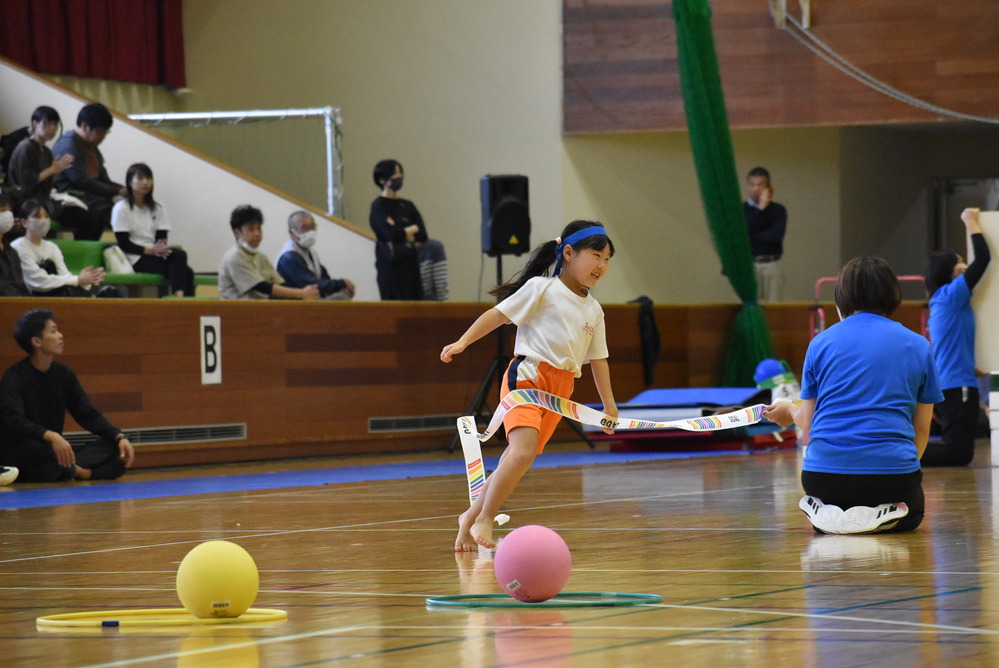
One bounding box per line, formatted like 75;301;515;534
128;106;343;216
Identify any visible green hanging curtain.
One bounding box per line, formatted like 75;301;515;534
672;0;775;386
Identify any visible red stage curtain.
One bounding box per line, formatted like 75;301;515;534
0;0;186;88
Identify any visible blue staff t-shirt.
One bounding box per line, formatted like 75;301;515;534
927;273;977;389
800;312;943;475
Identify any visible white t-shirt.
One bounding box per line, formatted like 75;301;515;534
496;276;607;378
110;200;172;264
11;237;79;293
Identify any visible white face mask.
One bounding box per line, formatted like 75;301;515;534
238;238;258;254
28;216;51;238
0;211;14;234
296;230;317;249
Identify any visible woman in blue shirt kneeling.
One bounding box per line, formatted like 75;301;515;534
766;256;943;534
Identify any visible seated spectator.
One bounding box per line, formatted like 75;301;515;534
218;205;320;300
0;124;29;180
7;106;104;241
0;308;135;482
276;210;355;300
52;102;124;232
111;163;194;297
11;200;105;297
0;194;29;296
420;238;449;301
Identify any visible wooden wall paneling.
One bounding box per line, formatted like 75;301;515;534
0;299;930;467
563;0;999;132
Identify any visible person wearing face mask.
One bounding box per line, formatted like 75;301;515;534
7;106;104;242
921;208;992;466
0;194;29;297
369;159;429;300
11;200;104;297
218;204;320;300
110;163;195;297
275;210;355;300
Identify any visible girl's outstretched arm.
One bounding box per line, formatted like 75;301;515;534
441;307;508;362
589;358;618;434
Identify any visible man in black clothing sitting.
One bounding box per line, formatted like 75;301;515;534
0;309;135;482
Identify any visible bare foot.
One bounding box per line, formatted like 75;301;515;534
471;516;495;549
455;510;477;552
74;466;92;480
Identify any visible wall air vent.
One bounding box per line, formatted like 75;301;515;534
368;415;461;434
63;423;247;448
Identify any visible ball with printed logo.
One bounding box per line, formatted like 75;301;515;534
493;525;572;602
176;540;259;618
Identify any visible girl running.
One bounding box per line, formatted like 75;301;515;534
441;220;618;551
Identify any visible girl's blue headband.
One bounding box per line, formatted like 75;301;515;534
553;226;608;277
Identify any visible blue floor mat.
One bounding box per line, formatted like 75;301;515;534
0;449;739;510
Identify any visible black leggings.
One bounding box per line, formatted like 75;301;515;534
921;386;980;467
0;437;122;482
133;248;195;296
801;469;924;532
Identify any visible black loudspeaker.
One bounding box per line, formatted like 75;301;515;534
481;174;530;256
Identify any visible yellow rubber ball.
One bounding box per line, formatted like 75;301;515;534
176;540;259;618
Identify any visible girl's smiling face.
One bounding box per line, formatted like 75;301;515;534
560;244;611;296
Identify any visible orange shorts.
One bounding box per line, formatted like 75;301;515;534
501;356;575;453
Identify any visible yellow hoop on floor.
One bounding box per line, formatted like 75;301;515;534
36;607;287;628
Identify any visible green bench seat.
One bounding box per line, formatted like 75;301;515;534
52;239;217;295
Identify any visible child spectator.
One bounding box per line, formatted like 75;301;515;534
218;205;320;300
111;163;194;297
11;200;105;297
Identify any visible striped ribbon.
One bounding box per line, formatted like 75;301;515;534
470;388;767;442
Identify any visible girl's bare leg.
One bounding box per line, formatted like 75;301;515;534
469;427;538;549
455;448;510;552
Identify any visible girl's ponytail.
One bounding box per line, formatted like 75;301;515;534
489;220;612;301
489;239;559;301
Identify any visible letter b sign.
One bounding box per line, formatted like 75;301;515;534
200;316;221;384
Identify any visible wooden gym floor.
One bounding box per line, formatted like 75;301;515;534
2;439;998;667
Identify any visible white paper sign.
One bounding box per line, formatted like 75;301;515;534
971;213;999;374
200;316;222;385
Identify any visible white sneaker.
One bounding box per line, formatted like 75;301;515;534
799;495;844;533
835;503;908;535
799;495;908;535
0;466;18;485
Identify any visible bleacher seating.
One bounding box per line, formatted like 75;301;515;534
52;239;217;297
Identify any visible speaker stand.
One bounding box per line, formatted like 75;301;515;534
449;255;595;452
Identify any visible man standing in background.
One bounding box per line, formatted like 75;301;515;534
744;166;788;303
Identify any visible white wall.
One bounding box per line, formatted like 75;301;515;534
177;0;564;303
0;59;379;300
